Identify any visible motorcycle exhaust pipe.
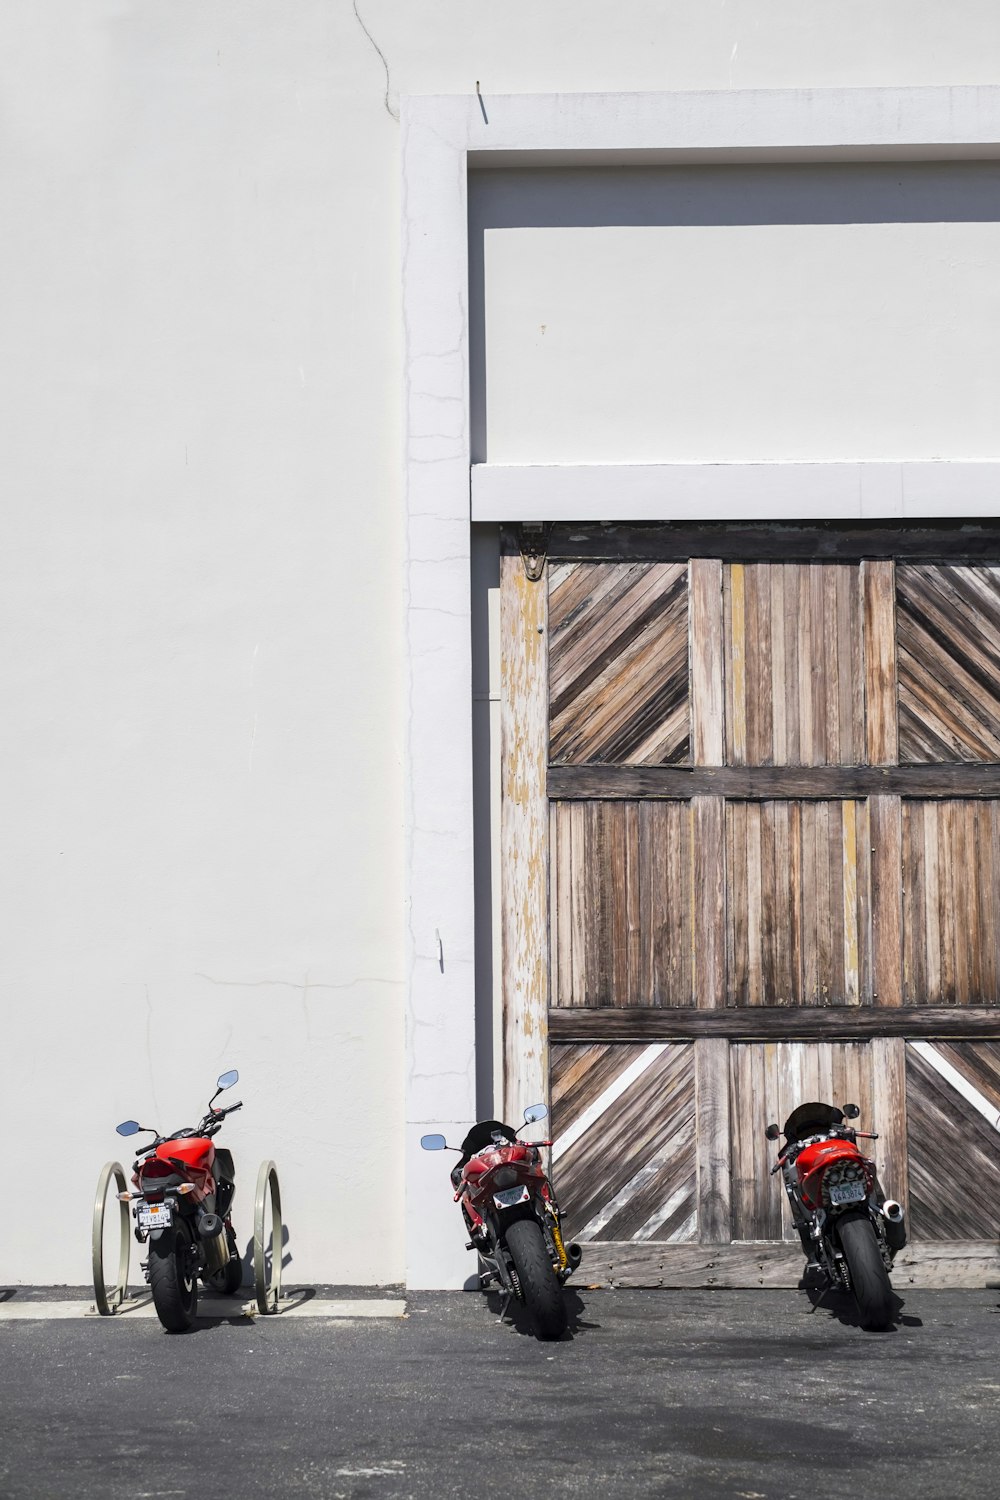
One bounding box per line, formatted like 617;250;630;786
879;1199;907;1252
566;1243;583;1269
198;1212;231;1274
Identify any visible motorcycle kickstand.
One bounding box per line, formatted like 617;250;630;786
497;1290;513;1324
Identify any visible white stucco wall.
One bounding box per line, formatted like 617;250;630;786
3;1;1000;1286
476;166;1000;464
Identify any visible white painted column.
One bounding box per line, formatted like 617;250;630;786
402;100;478;1288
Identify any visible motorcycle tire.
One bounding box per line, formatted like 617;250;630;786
505;1218;567;1342
149;1227;199;1332
208;1255;244;1296
837;1213;893;1330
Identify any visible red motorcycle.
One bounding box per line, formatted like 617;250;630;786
765;1100;907;1329
421;1104;581;1340
116;1069;244;1331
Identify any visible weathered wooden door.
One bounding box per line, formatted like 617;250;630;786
500;524;1000;1286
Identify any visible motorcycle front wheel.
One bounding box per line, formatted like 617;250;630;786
505;1218;567;1341
838;1213;893;1330
149;1226;199;1332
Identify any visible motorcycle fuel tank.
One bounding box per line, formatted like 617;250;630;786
158;1135;216;1173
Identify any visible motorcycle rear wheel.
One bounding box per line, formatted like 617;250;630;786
838;1213;893;1330
505;1218;567;1341
149;1227;199;1332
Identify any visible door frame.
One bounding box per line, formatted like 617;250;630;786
402;85;1000;1288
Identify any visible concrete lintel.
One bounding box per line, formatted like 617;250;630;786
471;462;1000;523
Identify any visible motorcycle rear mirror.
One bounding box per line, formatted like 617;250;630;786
842;1102;861;1119
764;1123;781;1141
420;1134;448;1151
116;1120;142;1137
523;1104;548;1124
217;1069;239;1091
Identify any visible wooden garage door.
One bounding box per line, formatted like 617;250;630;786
501;524;1000;1286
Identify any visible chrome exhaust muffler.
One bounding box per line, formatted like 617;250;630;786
878;1199;907;1252
198;1211;231;1273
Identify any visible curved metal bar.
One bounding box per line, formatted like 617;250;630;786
92;1161;130;1315
253;1160;282;1314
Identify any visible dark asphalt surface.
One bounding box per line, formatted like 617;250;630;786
2;1286;999;1499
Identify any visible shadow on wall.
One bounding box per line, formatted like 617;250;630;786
240;1222;291;1289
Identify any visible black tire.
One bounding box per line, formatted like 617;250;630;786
208;1255;244;1296
838;1213;893;1329
149;1227;199;1332
505;1218;567;1341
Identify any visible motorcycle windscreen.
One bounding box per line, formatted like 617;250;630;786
781;1101;844;1144
459;1119;517;1162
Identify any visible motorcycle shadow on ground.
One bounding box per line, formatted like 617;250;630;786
798;1269;921;1332
480;1285;599;1341
164;1228;297;1334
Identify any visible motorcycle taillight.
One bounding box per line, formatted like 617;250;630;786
822;1159;868;1205
140;1159;174;1180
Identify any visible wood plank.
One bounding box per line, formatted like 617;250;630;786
500;548;549;1120
862;559;898;766
547;521;1000;564
693;796;725;1009
547;764;1000;799
770;565;788;765
690;558;724;766
694;1039;732;1244
870;1036;909;1215
549;1006;1000;1042
573;1240;1000;1288
868;792;906;1010
728;563;747;765
842;800;860;1005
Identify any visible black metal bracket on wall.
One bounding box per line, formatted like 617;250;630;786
516;523;552;582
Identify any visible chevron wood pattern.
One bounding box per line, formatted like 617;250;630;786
901;800;1000;1005
550;1041;697;1242
898;564;1000;762
548;560;689;765
905;1041;1000;1240
723;562;864;767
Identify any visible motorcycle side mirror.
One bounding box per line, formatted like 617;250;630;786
764;1123;781;1141
523;1104;548;1124
116;1120;143;1137
842;1102;861;1119
217;1069;239;1091
420;1134;448;1151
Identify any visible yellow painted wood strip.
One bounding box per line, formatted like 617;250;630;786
500;549;549;1119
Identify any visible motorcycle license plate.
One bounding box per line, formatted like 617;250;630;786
137;1202;173;1230
829;1182;866;1205
494;1185;530;1209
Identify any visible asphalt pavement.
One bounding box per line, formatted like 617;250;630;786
1;1285;998;1499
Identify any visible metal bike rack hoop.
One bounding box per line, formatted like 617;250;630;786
92;1161;131;1315
253;1160;282;1315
